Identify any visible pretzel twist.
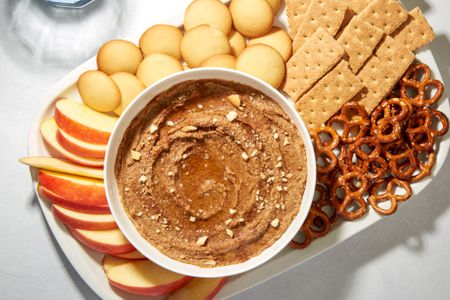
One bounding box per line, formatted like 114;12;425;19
400;63;443;107
368;177;412;215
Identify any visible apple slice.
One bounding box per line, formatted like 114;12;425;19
57;128;106;159
38;169;106;205
55;99;117;144
40;119;104;167
68;227;135;255
39;185;110;213
167;277;227;300
52;205;117;230
38;170;108;213
19;157;103;179
113;250;146;260
103;256;192;296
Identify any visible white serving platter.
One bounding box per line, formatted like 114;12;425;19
26;3;450;300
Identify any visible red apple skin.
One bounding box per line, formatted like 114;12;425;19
39;185;110;214
106;267;192;296
55;107;110;144
68;227;135;255
206;278;227;300
38;170;107;207
56;129;106;159
52;205;117;230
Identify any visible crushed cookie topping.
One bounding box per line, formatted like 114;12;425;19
226;111;238;122
149;124;158;134
196;236;208;246
130;150;141;161
271;218;280;228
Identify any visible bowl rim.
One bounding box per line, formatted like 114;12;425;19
104;68;316;278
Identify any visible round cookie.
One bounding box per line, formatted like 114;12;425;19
110;72;146;116
181;25;231;67
229;0;274;38
265;0;282;14
184;0;232;35
97;40;143;75
228;29;246;56
236;44;285;88
139;24;183;59
200;54;236;69
77;70;121;112
136;53;183;87
248;27;293;61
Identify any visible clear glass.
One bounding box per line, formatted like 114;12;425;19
5;0;123;67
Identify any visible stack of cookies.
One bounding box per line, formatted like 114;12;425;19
76;0;299;117
282;0;435;133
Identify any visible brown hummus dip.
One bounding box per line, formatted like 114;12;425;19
115;79;307;267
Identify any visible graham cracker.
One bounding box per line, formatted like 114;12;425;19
392;7;435;52
337;16;384;73
348;0;372;13
358;0;408;35
286;0;311;38
357;36;415;112
292;0;348;51
296;60;364;132
283;28;345;102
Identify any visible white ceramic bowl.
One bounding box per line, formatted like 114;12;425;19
104;68;316;278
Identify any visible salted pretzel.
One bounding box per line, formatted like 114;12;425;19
400;63;443;107
382;139;418;180
290;207;331;249
410;150;435;182
311;126;340;174
407;108;449;152
330;170;369;220
339;136;382;171
362;156;388;181
368;177;412;215
327;101;370;144
313;183;338;224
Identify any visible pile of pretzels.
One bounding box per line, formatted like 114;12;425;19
291;63;448;249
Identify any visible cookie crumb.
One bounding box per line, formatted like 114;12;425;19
196;236;208;246
189;216;196;222
271;218;280;228
149;124;158;134
241;152;249;161
226;111;238;122
131;150;141;161
226;228;234;238
227;94;241;107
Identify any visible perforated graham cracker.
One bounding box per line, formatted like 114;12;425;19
283;28;345;102
286;0;311;38
348;0;372;14
296;60;364;132
337;16;384;73
357;36;415;112
292;0;348;51
358;0;408;35
392;7;435;52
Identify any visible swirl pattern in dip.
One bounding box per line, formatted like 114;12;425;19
115;79;307;267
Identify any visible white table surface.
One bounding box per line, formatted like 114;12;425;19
1;0;450;299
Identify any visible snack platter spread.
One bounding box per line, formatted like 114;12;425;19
25;1;449;299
